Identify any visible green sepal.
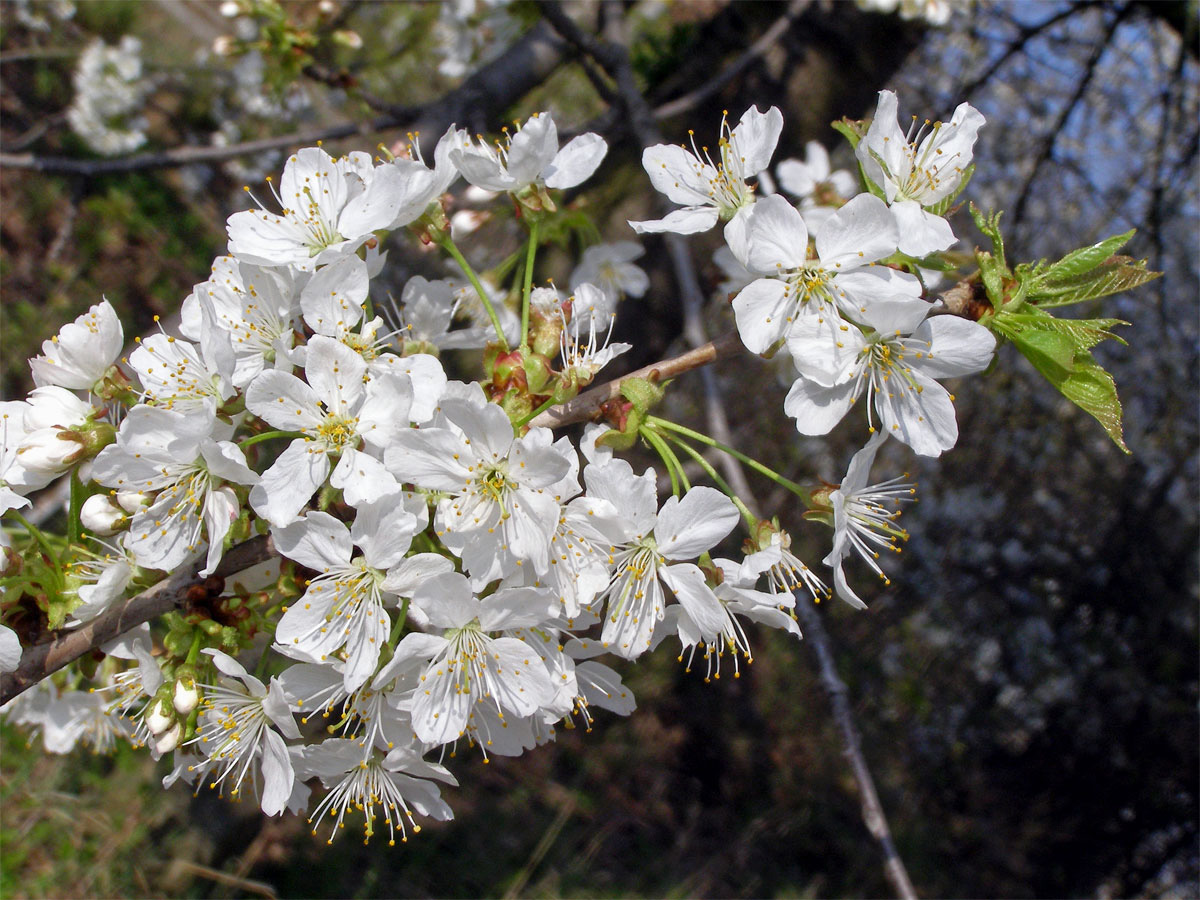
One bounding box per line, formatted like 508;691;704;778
619;376;665;416
596;421;639;452
831;117;866;151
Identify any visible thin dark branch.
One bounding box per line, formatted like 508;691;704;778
652;0;810;121
948;1;1087;115
529;331;744;429
0;21;570;175
1011;6;1129;227
792;599;920;900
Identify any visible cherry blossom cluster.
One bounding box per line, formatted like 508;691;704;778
1;94;1003;844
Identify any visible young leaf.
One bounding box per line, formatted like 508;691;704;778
1028;256;1162;307
1057;354;1130;453
1032;229;1134;282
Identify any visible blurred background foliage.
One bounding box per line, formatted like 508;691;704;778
1;1;1196;897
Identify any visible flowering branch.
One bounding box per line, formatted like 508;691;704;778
0;534;275;705
529;331;743;429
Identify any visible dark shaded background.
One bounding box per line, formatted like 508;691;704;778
1;2;1196;897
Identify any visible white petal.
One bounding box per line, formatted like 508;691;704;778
303;335;368;412
544;133;607;189
730;105;784;177
0;624;21;673
731;278;792;354
875;370;958;457
300;255;367;335
655;487;739;559
249;439;330;527
273;510;352;571
912;316;996;378
816;193;898;269
245;371;323;432
505;112;559;186
783;377;858;435
640;144;715;207
893;201;956;257
259;728;296;816
659;563;727;639
742;194;809;273
629;205;719;235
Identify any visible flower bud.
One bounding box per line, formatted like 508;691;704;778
332;29;362;49
153;722;182;755
79;494;127;536
173;677;199;715
17;429;88;477
116;490;153;514
145;698;174;736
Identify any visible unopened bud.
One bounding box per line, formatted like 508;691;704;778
173;678;199;715
153;722;182;755
80;494;127;536
116;490;153;514
145;698;173;736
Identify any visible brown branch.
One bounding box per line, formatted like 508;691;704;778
530;331;744;429
0;535;275;706
792;600;920;900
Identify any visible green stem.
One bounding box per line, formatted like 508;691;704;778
254;644;272;680
438;235;510;351
662;433;757;528
9;511;60;566
389;598;410;647
67;471;84;545
237;430;305;451
642;427;687;496
512;395;558;431
647;416;811;501
519;219;540;352
184;630;203;666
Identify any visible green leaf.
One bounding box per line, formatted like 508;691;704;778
1028;256;1162;307
1033;229;1134;282
1000;311;1131;453
1000;310;1129;350
1010;327;1077;380
1057;354;1130;453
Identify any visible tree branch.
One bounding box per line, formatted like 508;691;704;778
0;21;569;175
0;535;275;705
529;331;744;429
